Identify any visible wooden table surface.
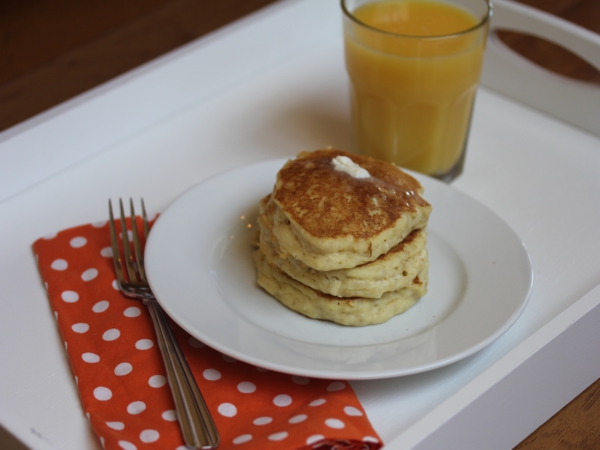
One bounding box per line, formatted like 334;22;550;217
1;0;599;448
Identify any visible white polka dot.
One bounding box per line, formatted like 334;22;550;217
112;280;119;290
93;300;109;313
291;375;310;385
61;291;79;303
115;362;132;376
93;387;112;401
268;431;288;441
100;247;113;257
327;381;345;391
363;436;379;443
203;369;221;381
149;375;167;388
273;394;292;407
120;230;133;242
253;417;272;426
344;406;363;416
309;399;326;407
82;353;100;363
189;337;205;348
222;354;237;363
162;410;177;421
123;306;141;317
72;323;89;333
81;268;98;281
325;418;345;429
92;221;106;228
218;403;237;417
103;329;120;341
135;339;153;350
118;441;136;450
51;259;68;270
70;237;87;248
106;421;125;430
139;429;159;443
289;414;307;424
127;401;146;415
306;435;325;445
237;382;256;393
233;434;252;444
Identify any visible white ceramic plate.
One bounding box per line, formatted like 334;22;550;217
145;159;532;380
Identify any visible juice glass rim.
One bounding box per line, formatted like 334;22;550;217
341;0;493;41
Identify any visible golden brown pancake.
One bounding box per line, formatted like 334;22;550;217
253;149;431;326
258;198;428;298
254;249;428;326
268;149;431;270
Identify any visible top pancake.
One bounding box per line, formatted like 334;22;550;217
270;149;431;270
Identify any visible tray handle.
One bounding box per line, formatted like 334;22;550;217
481;0;600;137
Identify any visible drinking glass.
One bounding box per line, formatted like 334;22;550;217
342;0;492;181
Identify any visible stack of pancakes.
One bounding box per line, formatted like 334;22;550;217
253;149;432;326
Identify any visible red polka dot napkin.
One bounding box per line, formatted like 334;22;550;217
32;219;382;450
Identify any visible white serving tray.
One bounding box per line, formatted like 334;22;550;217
1;0;599;449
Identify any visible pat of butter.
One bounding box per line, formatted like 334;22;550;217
331;155;370;179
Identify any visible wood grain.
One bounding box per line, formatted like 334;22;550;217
514;377;600;449
0;0;279;131
1;0;599;448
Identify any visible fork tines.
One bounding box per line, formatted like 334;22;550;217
108;198;149;287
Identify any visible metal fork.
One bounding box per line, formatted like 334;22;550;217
109;198;220;450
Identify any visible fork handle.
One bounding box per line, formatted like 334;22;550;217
145;297;220;449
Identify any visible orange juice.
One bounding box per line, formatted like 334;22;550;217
343;0;490;180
